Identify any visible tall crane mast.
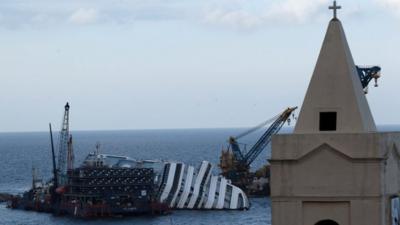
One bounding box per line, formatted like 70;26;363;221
57;102;70;185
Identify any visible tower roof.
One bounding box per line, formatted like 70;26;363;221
294;18;376;133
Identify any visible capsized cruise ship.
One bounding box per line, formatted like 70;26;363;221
8;103;249;217
83;153;250;210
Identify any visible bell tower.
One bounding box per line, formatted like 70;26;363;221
270;2;400;225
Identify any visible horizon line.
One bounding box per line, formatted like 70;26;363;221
0;124;399;134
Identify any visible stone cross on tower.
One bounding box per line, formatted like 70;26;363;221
329;0;341;19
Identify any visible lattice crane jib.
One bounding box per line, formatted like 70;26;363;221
57;102;70;184
224;107;297;170
240;107;297;167
355;65;381;94
219;107;297;190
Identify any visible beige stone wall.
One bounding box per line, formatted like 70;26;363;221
382;140;400;225
270;132;400;225
272;199;382;225
271;133;385;160
271;145;381;197
272;200;301;225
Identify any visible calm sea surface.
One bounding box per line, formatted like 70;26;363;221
0;128;273;225
1;126;399;225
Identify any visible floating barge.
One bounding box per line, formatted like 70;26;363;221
59;166;158;217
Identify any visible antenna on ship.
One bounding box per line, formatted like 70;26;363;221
67;135;74;171
95;142;101;155
31;165;42;189
49;123;58;189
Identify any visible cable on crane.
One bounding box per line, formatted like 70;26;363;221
234;113;281;140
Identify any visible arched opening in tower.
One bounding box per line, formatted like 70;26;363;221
315;219;339;225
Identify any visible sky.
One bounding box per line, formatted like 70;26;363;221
0;0;400;132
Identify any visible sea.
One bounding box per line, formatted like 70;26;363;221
1;125;399;225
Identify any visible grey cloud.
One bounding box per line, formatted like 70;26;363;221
0;0;192;29
202;0;331;30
